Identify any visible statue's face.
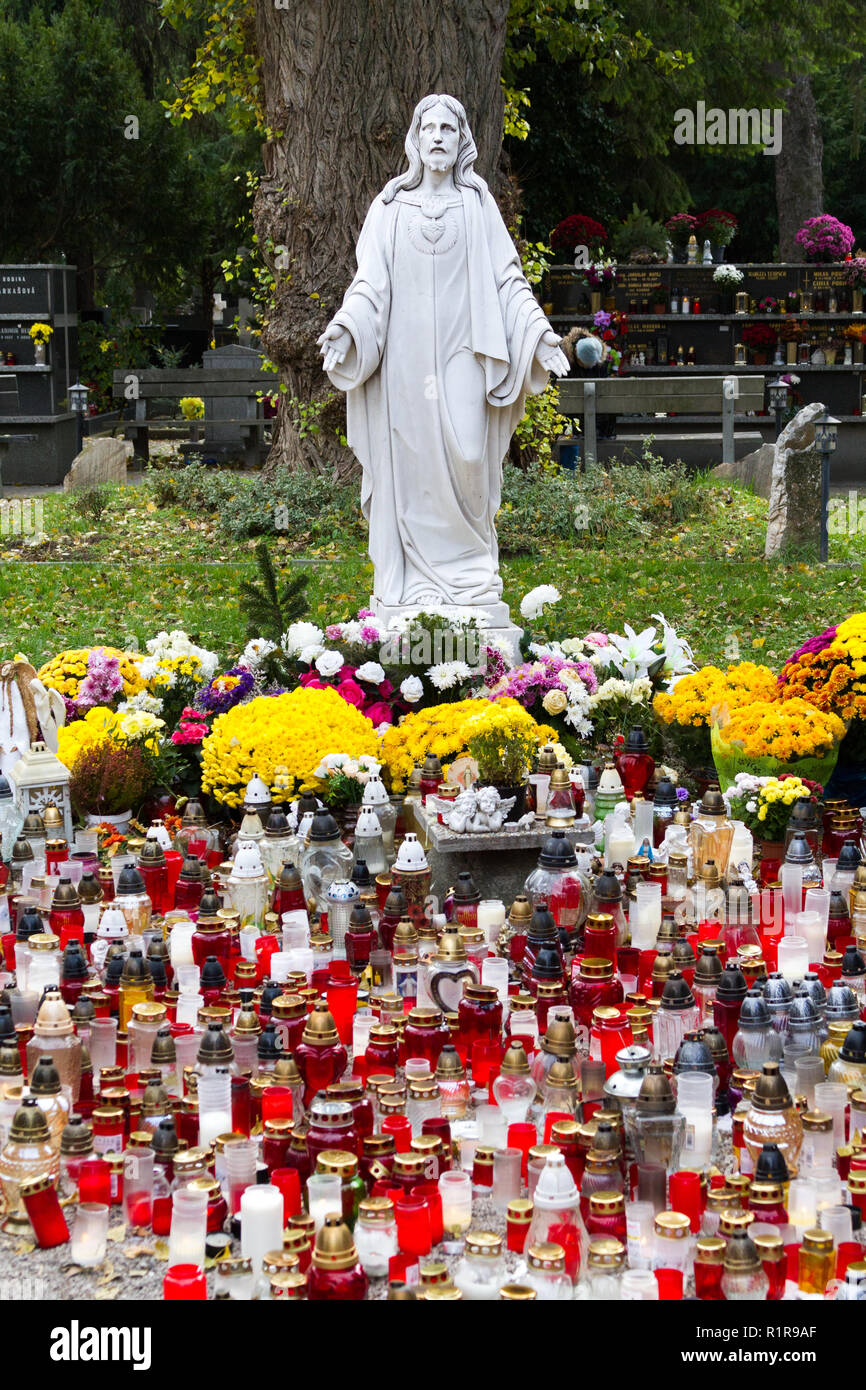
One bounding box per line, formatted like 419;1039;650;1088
418;102;460;174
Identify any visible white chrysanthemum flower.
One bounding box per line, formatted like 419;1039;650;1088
427;661;472;690
299;643;325;665
356;661;386;685
339;620;365;645
281;622;324;656
239;638;278;669
400;676;424;704
315;650;345;678
520;584;562;620
118;691;164;716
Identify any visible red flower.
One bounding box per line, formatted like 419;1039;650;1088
363;701;393;726
378;679;394;699
299;673;327;689
337;677;365;709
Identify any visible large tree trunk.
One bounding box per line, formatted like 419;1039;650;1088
775;73;823;261
252;0;510;477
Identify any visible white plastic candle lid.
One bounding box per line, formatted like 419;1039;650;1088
394;833;428;871
354;806;383;838
231;840;265;878
598;767;624;794
147;823;173;851
534;1151;578;1207
326;879;360;904
244;774;271;806
362;776;389;806
96;904;129;939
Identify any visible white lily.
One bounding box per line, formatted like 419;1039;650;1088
606;623;658;680
651;611;696;683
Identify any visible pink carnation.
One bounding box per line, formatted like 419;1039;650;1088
325;625;343;640
357;608;375;619
584;632;609;648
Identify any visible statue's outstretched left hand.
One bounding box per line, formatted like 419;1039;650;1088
536;329;570;378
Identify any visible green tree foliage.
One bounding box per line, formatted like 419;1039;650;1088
0;0;255;309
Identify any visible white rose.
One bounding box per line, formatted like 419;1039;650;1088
400;676;424;704
356;661;386;685
315;650;345;678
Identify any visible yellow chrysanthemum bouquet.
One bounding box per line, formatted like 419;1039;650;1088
380;697;555;792
653;662;777;769
38;648;146;704
201;687;380;807
711;696;845;791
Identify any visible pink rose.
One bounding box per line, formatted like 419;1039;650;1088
337;677;365;708
299;673;327;689
378;679;394;699
363;701;393;726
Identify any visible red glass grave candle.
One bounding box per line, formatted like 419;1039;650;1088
78;1157;112;1205
163;1264;207;1301
382;1115;412;1155
507;1122;537;1181
694;1237;725;1300
326;973;358;1047
20;1176;69;1248
394;1193;432;1256
458;984;502;1051
411;1182;443;1245
271;1167;302;1223
669;1170;702;1233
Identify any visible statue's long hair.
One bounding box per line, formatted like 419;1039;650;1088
381;94;486;203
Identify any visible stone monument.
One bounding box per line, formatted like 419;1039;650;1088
319;93;568;656
764;401;825;559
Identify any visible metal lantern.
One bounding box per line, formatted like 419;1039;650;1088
8;742;73;844
767;377;790;439
68;382;89;415
816;410;840;564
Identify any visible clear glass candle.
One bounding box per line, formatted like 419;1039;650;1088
70;1201;109;1267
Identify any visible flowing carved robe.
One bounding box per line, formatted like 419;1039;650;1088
327;182;550;608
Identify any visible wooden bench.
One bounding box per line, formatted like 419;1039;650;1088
111;367;279;469
557;374;765;468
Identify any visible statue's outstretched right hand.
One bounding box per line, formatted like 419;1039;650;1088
317;322;353;374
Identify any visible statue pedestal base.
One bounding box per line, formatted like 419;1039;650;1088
372;599;523;667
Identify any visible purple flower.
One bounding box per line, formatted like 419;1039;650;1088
196;666;255;713
360;625;381;645
778;625;838;684
593;310;612;329
77;648;123;709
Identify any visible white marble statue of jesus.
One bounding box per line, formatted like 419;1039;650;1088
318;93;568;636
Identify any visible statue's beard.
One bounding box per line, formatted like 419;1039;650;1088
423;154;455;173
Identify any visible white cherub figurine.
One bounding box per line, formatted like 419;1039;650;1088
430;784;516;834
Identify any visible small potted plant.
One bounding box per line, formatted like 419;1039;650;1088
696;208;738;262
611;205;668;263
664;213;698;262
712;263;743;313
741;322;778;365
844;322;866;364
795;215;855;264
758;296;780;314
842;255;866;314
28;322;53;366
823;333;845;366
549;215;608;312
584;259;617;313
650;283;667;315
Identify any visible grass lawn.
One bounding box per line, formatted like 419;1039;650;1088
0;471;864;670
